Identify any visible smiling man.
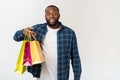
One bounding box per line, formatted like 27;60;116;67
45;5;60;29
13;5;82;80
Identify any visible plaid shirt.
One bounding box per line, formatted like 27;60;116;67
13;22;82;80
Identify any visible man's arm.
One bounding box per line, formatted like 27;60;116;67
13;27;36;41
71;31;82;80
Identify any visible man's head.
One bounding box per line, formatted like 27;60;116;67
45;5;60;27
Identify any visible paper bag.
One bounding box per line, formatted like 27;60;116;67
30;40;45;65
23;41;32;66
14;40;27;74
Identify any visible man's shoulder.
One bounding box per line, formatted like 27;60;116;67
62;24;75;33
32;23;47;29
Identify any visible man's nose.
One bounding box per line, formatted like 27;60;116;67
49;13;54;18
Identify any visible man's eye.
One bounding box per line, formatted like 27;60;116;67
46;12;50;15
53;12;57;15
46;13;50;15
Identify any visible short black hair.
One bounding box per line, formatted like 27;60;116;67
45;5;59;12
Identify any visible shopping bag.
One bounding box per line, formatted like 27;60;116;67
30;40;45;65
14;40;27;74
23;41;32;66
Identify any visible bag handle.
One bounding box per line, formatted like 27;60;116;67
31;33;37;40
24;31;37;41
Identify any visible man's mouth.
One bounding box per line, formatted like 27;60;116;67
49;18;56;24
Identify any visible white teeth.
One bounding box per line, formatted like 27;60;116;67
50;19;55;22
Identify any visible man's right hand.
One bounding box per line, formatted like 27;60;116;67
23;27;36;38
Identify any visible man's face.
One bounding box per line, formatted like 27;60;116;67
45;7;60;27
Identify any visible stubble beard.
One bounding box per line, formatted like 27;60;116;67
46;17;59;27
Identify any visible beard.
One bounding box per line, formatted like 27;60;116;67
46;17;59;27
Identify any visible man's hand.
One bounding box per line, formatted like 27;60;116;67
23;27;36;38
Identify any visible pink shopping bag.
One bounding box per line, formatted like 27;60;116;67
23;41;32;66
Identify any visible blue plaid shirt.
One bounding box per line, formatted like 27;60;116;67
13;22;82;80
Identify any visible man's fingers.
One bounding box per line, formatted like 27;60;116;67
28;27;33;30
26;30;36;39
30;31;36;38
23;27;34;36
23;26;36;39
32;32;36;36
30;32;36;39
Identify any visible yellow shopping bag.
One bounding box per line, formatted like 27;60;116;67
30;40;45;65
14;40;27;74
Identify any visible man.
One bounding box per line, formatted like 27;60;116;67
13;5;82;80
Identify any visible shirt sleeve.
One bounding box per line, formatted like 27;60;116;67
71;31;82;80
13;29;24;41
13;24;37;42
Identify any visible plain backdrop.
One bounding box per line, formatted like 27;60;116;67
0;0;120;80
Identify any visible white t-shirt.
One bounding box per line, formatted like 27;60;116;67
37;26;60;80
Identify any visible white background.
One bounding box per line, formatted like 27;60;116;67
0;0;120;80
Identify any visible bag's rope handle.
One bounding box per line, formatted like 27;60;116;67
31;33;37;40
24;30;37;41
